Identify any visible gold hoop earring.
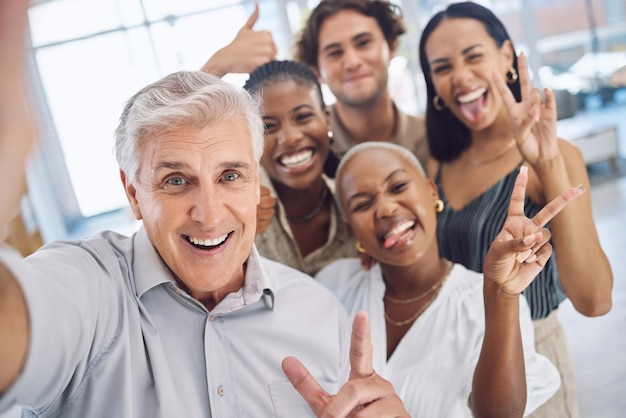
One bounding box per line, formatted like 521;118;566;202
356;241;366;254
506;67;518;84
435;199;444;213
433;95;446;111
327;130;334;145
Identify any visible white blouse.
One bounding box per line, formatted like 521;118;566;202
316;259;560;417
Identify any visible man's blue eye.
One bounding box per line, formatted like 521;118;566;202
167;177;185;186
223;172;240;182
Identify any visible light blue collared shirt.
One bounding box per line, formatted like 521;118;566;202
0;227;351;417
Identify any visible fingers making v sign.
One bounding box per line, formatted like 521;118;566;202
282;311;410;418
493;53;559;165
483;166;585;297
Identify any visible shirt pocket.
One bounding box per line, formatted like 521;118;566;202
269;380;338;418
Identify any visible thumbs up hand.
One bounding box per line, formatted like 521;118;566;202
200;2;277;76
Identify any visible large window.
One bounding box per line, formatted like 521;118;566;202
28;0;295;240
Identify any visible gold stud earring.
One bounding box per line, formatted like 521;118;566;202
327;130;334;145
435;199;444;213
506;67;518;84
356;241;366;254
433;95;446;111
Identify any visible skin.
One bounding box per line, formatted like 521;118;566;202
315;10;398;145
256;79;334;257
338;145;584;417
260;80;330;192
283;311;410;418
0;0;34;394
122;119;261;310
424;17;612;317
200;2;277;76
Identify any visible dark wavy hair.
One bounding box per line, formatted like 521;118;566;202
294;0;406;70
418;1;522;162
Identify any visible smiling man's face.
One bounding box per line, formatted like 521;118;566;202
122;118;260;306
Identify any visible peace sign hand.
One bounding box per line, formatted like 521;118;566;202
483;166;585;296
282;311;410;418
493;53;559;166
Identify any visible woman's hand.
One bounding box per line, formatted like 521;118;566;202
494;53;559;166
200;2;277;76
282;311;410;418
483;166;584;296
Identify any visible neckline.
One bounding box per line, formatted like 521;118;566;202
461;139;517;166
436;162;524;213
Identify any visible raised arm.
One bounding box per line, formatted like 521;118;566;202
495;53;612;317
0;0;36;394
282;311;410;418
200;2;277;77
471;166;583;418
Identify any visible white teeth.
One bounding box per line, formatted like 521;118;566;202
280;149;313;167
457;87;487;103
386;220;415;237
189;234;228;247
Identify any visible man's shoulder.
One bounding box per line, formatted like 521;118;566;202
258;255;350;320
259;255;340;295
315;258;368;297
29;230;133;264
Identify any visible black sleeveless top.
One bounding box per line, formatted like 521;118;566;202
435;164;565;320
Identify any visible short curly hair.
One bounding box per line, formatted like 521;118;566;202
294;0;405;70
243;60;325;110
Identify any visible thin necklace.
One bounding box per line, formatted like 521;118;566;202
462;139;516;166
384;259;453;304
285;185;328;223
384;260;453;327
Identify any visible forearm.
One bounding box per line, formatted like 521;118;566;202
0;261;29;394
533;154;613;315
199;48;231;77
471;281;526;418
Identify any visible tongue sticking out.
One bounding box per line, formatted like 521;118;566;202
384;234;401;249
459;94;486;123
384;229;412;249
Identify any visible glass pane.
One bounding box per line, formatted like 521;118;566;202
142;0;243;22
35;28;161;216
29;0;146;47
149;6;250;74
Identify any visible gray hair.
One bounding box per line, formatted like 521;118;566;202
335;142;426;215
114;71;264;184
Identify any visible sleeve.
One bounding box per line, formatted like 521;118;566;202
518;297;561;416
0;241;123;414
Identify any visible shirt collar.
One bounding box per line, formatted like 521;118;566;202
133;226;174;298
132;227;275;310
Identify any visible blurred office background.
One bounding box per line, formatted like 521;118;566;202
2;1;625;417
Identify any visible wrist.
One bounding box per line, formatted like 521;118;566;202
484;279;520;304
200;51;228;77
530;152;565;178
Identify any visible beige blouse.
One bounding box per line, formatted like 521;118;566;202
254;169;358;277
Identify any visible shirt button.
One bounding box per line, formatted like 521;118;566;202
217;386;225;396
208;314;215;321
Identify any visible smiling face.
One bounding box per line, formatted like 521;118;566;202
260;79;330;190
317;10;394;108
122;118;260;302
425;17;514;131
338;147;439;267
